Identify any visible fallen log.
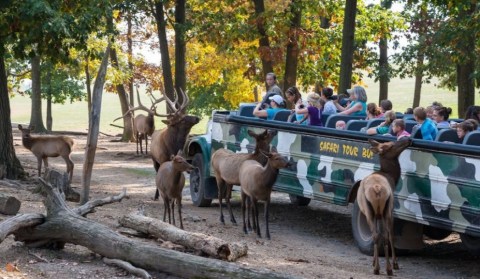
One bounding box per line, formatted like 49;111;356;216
103;257;152;279
9;178;296;279
0;213;44;243
120;213;248;261
0;194;21;215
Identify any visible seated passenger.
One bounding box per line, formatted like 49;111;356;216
253;95;286;120
457;119;479;141
334;86;367;116
366;110;396;135
295;92;323;127
404;107;414;114
379;99;393;116
335;120;346;130
392;119;410;140
426;101;442;120
320;87;337;115
433;106;452;129
413;107;438;140
285;86;307;124
464;105;480;123
366;102;382;120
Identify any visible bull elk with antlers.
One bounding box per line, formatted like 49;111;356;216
114;86;166;155
150;88;200;200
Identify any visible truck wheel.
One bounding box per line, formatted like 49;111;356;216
352;199;375;256
423;226;451;240
460;233;480;256
288;194;311;206
190;153;212;207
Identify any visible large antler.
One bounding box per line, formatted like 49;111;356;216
113;86;167;122
161;88;190;116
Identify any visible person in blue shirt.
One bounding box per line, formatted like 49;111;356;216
253;95;286;120
334;85;367;116
413;107;437;140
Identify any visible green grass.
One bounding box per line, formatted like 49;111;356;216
9;75;478;132
123;167;156;177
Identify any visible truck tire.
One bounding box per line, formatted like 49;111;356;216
288;194;311;206
352;199;376;256
190;153;212;207
460;233;480;256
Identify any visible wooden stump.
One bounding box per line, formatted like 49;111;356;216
42;168;80;202
0;194;21;215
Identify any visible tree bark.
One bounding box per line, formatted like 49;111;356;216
30;56;47;133
81;44;110;204
0;213;44;242
85;55;92;120
127;14;134;107
0;194;21;215
109;46;135;142
9;179;294;279
378;37;388;102
0;53;25;179
153;1;175;109
119;213;248;261
338;0;357;96
174;0;187;108
282;0;302;93
413;53;423;109
253;0;274;80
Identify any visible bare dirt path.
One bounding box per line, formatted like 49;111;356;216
1;131;479;279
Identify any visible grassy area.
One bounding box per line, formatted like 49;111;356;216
9;75;478;134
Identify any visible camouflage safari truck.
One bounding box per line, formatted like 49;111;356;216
185;109;480;255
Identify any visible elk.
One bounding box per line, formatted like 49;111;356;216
211;129;277;225
151;88;200;200
239;150;291;239
114;86;165;155
356;138;411;276
156;150;195;229
18;125;75;182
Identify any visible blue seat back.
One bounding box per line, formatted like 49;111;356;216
239;104;256;117
435;128;462;143
463;131;480;146
273;110;292;122
346;120;368;131
366;118;385;129
324;114;365;129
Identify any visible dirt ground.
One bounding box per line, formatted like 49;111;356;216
1;130;480;279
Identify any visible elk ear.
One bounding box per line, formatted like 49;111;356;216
247;130;256;137
268;129;278;137
176;149;184;157
368;139;379;147
270;145;278;153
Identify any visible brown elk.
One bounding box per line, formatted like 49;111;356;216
114;86;165;155
356;138;411;276
239;150;291;239
211;129;277;224
156;150;195;229
151;88;200;200
18;125;75;182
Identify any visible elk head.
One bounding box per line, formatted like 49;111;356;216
160;88;200;132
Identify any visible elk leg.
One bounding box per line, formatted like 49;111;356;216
387;211;398;270
162;195;168;222
265;198;270;240
372;218;380;275
36;157;43;177
177;198;183;230
252;198;261;238
246;196;253;231
171;198;176;227
216;178;226;224
145;136;148;155
241;191;248;234
226;184;236;224
153;160;160;200
136;132;140;155
382;217;393;276
62;155;74;183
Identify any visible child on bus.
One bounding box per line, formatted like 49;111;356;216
392;119;410;140
295;93;323;127
366;110;396;135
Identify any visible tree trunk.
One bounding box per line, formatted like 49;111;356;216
127;14;134;107
30;56;47;133
85;56;92;119
282;0;302;93
413;53;423;109
8;179;293;279
0;53;25;179
120;213;248;261
46;68;53;132
174;0;186;109
81;44;110;204
0;194;21;215
378;37;388;102
338;0;357;96
253;0;274;81
153;1;175;110
109;47;135;142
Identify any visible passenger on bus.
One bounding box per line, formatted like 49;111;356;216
366;110;396;135
253;95;286;120
392;119;410;140
295;92;323;127
404;107;414;115
260;72;283;107
334;85;367;116
464;105;480;123
379;99;393;116
432;106;453;128
335;120;346;130
320;87;337;115
285;86;307;124
366;103;382;120
457;119;478;140
426;101;443;120
413;107;438;140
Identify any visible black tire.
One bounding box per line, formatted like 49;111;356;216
288;194;311;206
423;226;451;240
190;153;212;207
352;199;375;256
460;233;480;256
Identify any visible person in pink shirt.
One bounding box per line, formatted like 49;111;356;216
392;119;410;139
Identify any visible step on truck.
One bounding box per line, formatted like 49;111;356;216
185;107;480;255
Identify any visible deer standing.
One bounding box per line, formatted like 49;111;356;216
18;125;75;182
356;138;411;276
156;150;195;229
150;88;200;200
114;86;165;155
211;129;277;224
239;150;291;239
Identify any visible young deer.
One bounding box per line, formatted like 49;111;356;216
239;150;291;239
357;138;411;276
211;129;277;225
18;125;75;182
155;150;195;229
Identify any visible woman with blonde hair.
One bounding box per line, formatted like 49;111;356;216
295;92;323;126
366;110;396;135
334;85;367;116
